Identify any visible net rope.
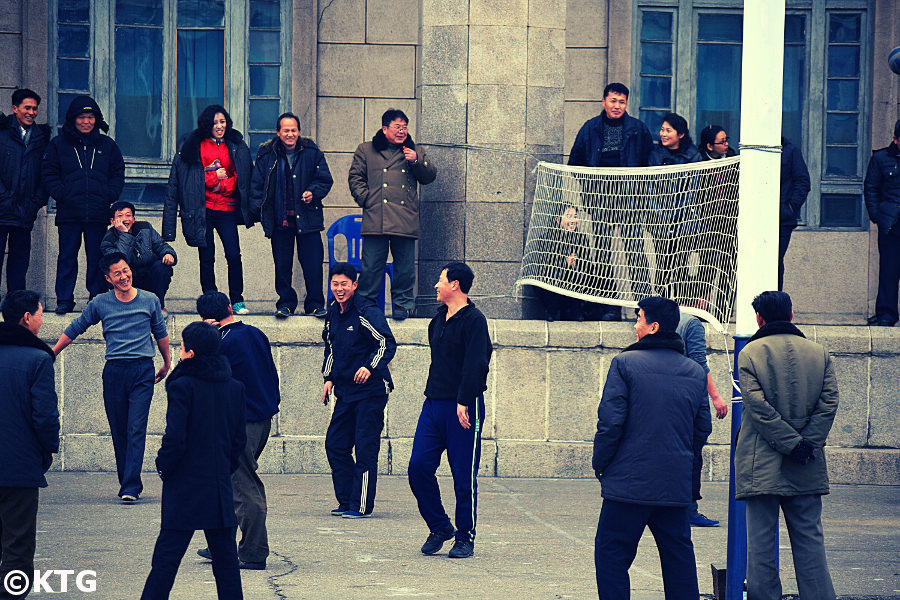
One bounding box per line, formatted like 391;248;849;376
518;157;741;332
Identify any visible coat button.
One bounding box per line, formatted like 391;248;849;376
401;200;405;205
383;168;387;172
401;169;405;173
383;199;388;203
401;185;405;189
383;183;388;187
424;161;428;166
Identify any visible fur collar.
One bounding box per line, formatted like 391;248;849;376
178;128;245;164
372;129;416;153
165;353;233;390
622;330;686;354
747;320;805;344
0;322;55;361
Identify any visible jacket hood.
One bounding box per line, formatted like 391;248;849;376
622;330;685;354
165;353;233;390
179;127;245;164
747;320;805;344
64;95;110;133
0;322;55;361
372;129;416;152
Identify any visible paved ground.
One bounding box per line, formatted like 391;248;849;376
25;473;900;599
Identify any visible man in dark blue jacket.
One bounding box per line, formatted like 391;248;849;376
322;262;396;518
568;83;654;321
0;90;51;295
778;138;810;291
196;291;280;570
0;290;59;599
592;296;710;599
250;112;333;318
408;262;492;559
42;95;125;314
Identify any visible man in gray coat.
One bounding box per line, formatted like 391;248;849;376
736;291;839;600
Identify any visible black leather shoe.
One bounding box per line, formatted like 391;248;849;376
197;547;212;560
448;538;474;558
421;525;455;555
875;319;897;327
239;559;266;570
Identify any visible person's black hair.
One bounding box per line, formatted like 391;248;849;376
197;104;233;137
751;291;793;323
1;289;41;323
109;200;136;219
699;125;726;153
12;88;40;107
442;262;475;294
99;251;129;275
637;296;680;333
660;112;694;149
328;262;358;281
276;112;301;132
894;119;900;139
196;291;232;321
381;108;409;128
182;321;221;357
603;83;630;99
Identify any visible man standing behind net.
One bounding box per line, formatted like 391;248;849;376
568;82;654;322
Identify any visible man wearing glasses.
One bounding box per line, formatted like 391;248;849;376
348;109;437;320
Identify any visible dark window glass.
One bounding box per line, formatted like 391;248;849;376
249;99;280;130
783;27;805;151
250;65;280;96
821;193;861;227
696;43;741;141
58;59;90;90
249;132;271;152
641;11;672;42
59;0;90;23
640;77;671;108
177;0;225;27
116;0;164;26
640;110;668;136
57;93;84;125
697;13;742;43
250;0;280;28
827;79;859;111
118;183;168;205
641;43;672;76
58;25;91;58
784;14;805;43
826;113;858;144
825;147;857;177
249;31;280;63
828;46;860;78
116;27;164;157
177;30;225;142
829;13;861;43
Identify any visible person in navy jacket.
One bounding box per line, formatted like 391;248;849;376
321;262;396;518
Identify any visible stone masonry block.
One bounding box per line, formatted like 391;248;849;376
419;84;467;144
0;1;21;31
824;447;900;486
529;0;566;27
421;27;469;85
389;437;497;477
470;0;528;26
469;26;527;86
418;146;466;204
322;152;356;208
385;345;431;437
564;101;602;158
869;357;900;448
547;320;601;348
318;44;416;99
59;344;107;435
422;0;468;26
317;97;365;153
62;434;116;472
465;145;526;203
389;318;431;346
465;203;524;262
565;0;608;48
0;36;21;87
277;346;334;436
493;348;547;439
364;98;419;138
318;0;365;43
870;326;900;354
465;261;526;319
493;319;548;347
707;352;736;445
256;436;285;474
826;355;869;448
495;440;592;477
526;86;565;147
419;201;466;261
366;0;418;44
816;325;871;354
547;350;606;441
468;84;527;146
705;444;731;482
599;321;638;349
282;436;331;473
566;48;607;101
527;28;566;88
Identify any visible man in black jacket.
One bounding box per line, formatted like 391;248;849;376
0;290;59;599
592;296;710;599
864;119;900;327
42;95;125;314
778;138;811;291
321;262;396;518
250;113;333;318
408;262;492;559
101;201;176;311
0;90;50;296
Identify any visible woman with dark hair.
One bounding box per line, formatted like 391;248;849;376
649;112;702;166
698;125;737;161
163;105;253;314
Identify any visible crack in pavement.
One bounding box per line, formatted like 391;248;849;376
266;549;300;599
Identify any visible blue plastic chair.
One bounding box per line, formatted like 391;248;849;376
326;214;394;310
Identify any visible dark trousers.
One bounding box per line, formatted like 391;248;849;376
324;395;387;514
141;526;242;600
0;226;31;294
199;209;244;304
132;261;174;309
359;235;415;311
875;226;900;323
408;397;484;543
0;487;39;600
689;444;703;513
594;499;699;600
745;494;836;600
271;228;325;313
232;419;270;563
778;223;796;291
55;222;108;307
102;358;154;497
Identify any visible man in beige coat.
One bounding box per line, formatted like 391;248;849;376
736;290;839;600
348;109;437;320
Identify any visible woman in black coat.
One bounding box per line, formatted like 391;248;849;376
163;106;253;313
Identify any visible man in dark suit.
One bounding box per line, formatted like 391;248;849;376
141;321;246;600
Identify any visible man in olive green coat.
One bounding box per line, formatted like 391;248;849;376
736;291;839;600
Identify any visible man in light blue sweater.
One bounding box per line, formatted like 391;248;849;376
53;251;170;502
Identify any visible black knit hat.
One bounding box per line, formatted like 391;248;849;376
65;95;109;133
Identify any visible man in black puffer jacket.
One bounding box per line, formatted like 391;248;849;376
250;112;333;318
42;95;125;314
864;119;900;327
592;296;711;600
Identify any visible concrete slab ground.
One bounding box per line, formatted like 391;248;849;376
30;474;899;599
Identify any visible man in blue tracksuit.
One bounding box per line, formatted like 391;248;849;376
408;262;493;559
321;262;396;518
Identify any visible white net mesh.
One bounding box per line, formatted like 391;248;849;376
518;157;740;332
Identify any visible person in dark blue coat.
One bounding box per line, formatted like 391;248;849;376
778;137;810;291
592;296;711;600
142;321;246;600
321;262;396;518
42;95;125;314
